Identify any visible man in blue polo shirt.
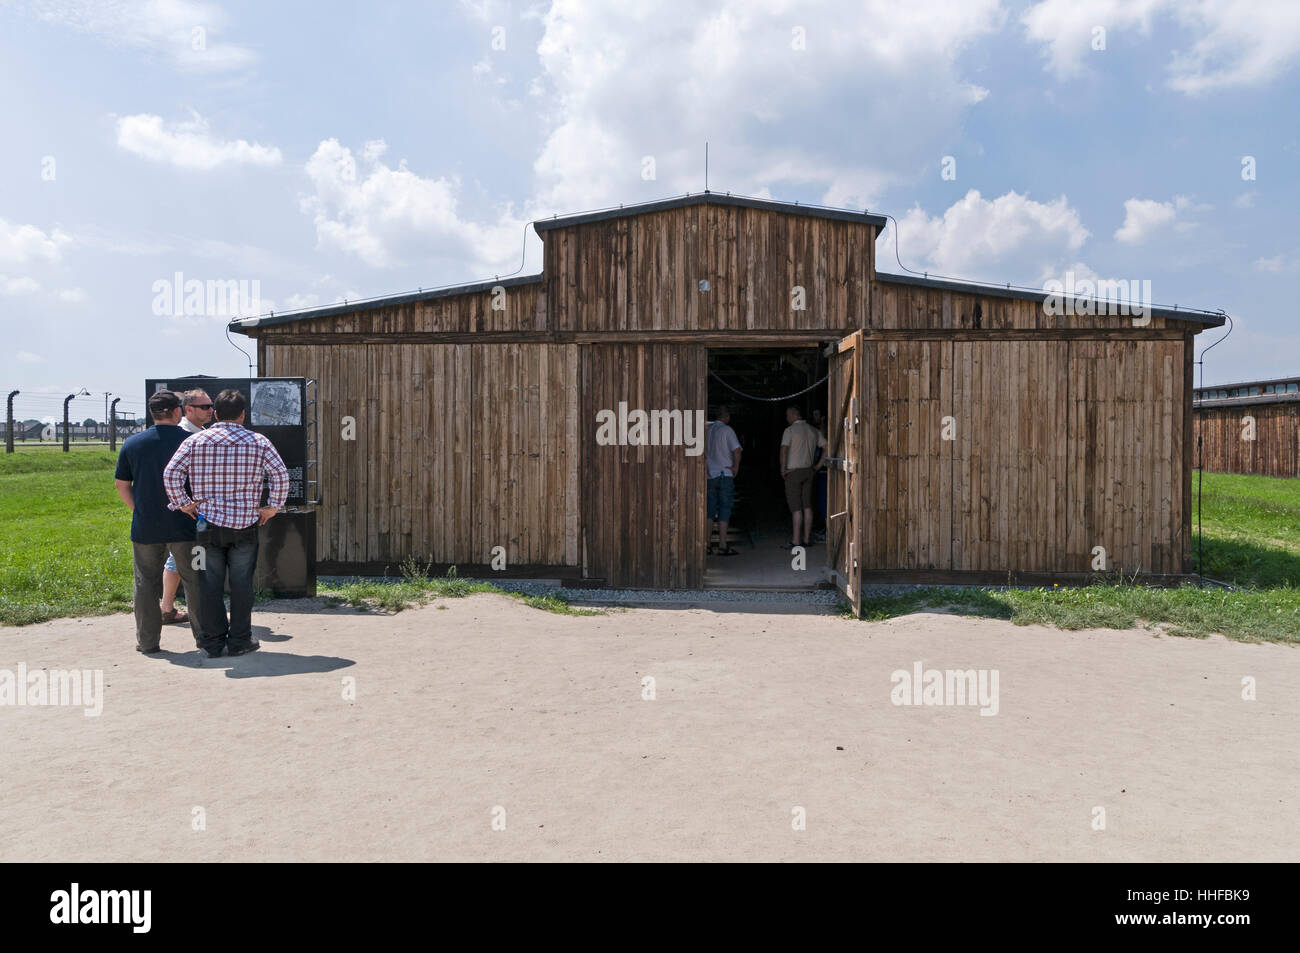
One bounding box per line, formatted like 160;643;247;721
114;390;203;654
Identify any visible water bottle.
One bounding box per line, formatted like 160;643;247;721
196;512;209;533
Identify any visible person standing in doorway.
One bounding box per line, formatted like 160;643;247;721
164;389;288;658
706;405;743;556
779;405;826;550
160;388;216;623
114;390;204;653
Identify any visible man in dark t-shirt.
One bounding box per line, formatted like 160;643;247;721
114;390;203;653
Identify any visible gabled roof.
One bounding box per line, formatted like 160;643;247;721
531;192;888;232
227;193;1224;333
875;272;1227;327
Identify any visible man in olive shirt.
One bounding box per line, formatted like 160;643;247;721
114;390;203;653
779;405;827;550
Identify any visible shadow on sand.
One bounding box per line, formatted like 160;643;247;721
145;622;355;678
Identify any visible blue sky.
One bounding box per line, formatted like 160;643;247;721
2;0;1297;423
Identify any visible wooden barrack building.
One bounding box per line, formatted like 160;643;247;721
231;193;1226;612
1194;377;1300;479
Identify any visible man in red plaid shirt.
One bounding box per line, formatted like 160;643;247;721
164;388;289;658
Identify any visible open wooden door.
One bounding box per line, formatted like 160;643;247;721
826;331;864;615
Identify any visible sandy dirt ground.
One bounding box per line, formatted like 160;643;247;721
2;595;1297;862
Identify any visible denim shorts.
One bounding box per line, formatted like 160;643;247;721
707;475;735;522
164;551;177;573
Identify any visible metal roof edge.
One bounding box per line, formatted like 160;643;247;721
1194;393;1300;408
873;271;1226;327
532;192;888;232
1194;375;1300;392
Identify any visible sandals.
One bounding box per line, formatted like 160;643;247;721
718;547;740;557
161;608;189;625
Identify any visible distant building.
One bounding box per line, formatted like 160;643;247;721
1194;376;1300;478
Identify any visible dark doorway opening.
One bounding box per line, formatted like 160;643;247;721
705;346;830;589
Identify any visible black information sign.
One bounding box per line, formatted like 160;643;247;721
144;377;311;505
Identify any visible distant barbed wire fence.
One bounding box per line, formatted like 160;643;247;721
3;386;148;453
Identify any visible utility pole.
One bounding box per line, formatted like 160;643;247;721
5;390;16;454
103;391;111;443
109;398;122;452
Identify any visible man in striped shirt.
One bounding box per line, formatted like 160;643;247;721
164;388;289;658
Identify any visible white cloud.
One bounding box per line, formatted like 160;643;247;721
16;351;46;364
1039;260;1102;287
530;0;1005;213
283;293;322;311
882;189;1090;279
458;0;507;24
115;112;282;170
0;218;72;265
1021;0;1164;79
1022;0;1300;94
1;275;41;296
1114;195;1208;243
20;0;255;73
1253;253;1298;273
56;287;88;303
299;138;526;272
1234;192;1256;209
1167;0;1300;94
1114;198;1177;243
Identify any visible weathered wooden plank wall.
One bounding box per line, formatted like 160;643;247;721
871;279;1170;330
862;337;1185;574
263;341;578;567
580;343;707;587
1194;403;1300;478
545;206;876;332
265;278;546;336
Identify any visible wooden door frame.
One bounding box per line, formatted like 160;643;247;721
825;331;864;615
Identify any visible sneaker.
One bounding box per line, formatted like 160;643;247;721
227;642;261;657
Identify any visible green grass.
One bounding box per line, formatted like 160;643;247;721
318;560;501;612
1190;471;1300;587
517;593;605;616
853;584;1300;643
851;471;1300;643
307;559;608;616
0;457;602;624
0;450;135;625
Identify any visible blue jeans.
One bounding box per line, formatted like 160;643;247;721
197;524;260;655
707;475;735;522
